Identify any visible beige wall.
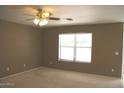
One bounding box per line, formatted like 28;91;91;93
42;23;123;78
0;20;123;78
0;20;42;78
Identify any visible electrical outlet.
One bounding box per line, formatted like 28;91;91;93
115;52;119;55
6;67;10;71
50;62;53;64
24;64;26;67
111;68;115;72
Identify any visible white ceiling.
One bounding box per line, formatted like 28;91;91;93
0;5;124;27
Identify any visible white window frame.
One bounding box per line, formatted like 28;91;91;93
58;33;92;63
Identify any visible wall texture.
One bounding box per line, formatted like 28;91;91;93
42;23;123;78
0;20;42;78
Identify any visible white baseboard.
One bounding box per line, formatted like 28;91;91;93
0;66;42;80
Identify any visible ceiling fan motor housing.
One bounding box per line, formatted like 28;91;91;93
36;9;51;19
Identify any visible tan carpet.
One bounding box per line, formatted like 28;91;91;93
0;67;123;88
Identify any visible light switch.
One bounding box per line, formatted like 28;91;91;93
24;64;26;67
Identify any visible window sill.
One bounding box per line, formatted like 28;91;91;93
58;59;91;64
58;59;74;62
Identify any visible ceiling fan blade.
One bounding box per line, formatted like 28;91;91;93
25;18;34;21
64;18;73;21
49;17;60;20
23;13;36;17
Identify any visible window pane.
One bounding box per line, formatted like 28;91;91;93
76;33;92;47
76;48;91;62
60;47;74;60
59;34;75;46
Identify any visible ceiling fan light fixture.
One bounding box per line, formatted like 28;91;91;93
33;18;39;25
42;12;50;18
25;8;73;27
39;19;48;26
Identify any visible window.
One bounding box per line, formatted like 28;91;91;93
59;33;92;63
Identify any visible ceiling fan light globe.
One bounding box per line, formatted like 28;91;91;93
33;18;39;25
39;19;48;26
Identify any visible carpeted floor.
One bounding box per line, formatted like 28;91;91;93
0;66;123;88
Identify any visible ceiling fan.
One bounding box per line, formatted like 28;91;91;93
25;8;73;26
